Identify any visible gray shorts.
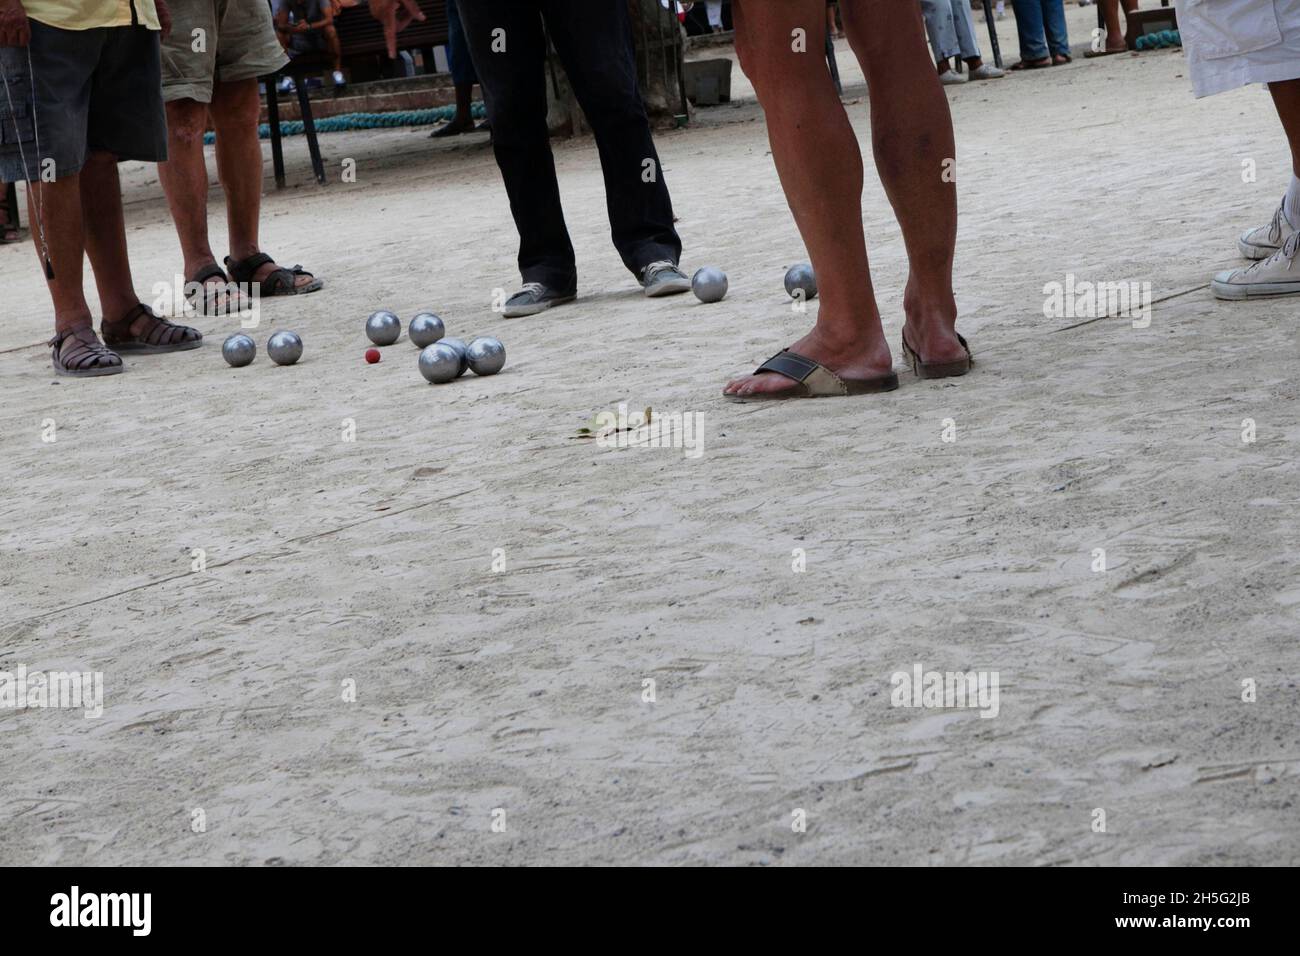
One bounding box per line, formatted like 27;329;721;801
0;21;167;183
161;0;289;103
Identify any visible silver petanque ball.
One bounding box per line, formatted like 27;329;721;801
266;330;303;366
439;337;469;377
784;262;818;300
418;342;462;384
408;312;446;348
467;336;506;376
365;309;401;345
222;333;256;367
691;266;728;303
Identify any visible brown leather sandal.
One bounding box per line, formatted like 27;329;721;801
186;262;246;316
49;326;124;378
225;252;323;297
725;349;899;401
900;329;973;379
101;303;203;354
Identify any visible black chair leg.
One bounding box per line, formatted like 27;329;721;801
825;31;842;96
266;77;286;190
982;0;1004;69
296;81;327;186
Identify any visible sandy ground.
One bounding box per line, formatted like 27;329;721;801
2;12;1298;865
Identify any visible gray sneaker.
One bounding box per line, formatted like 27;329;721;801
640;260;691;297
502;282;576;318
1238;198;1298;260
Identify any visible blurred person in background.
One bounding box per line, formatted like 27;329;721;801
1009;0;1071;68
921;0;1004;84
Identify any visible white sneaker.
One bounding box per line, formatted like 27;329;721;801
969;64;1005;80
1238;197;1298;260
1212;231;1300;299
939;70;968;86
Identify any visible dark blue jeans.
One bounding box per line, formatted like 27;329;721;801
1011;0;1070;61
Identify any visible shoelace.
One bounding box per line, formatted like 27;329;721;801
516;282;546;298
643;260;678;282
1244;228;1300;275
1266;200;1290;245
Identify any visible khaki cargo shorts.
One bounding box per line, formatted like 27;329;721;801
160;0;289;103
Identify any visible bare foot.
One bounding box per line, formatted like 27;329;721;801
722;324;893;398
901;277;969;364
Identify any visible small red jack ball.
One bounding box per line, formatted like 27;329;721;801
365;348;381;364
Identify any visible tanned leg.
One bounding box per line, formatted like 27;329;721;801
157;97;220;284
27;172;94;333
1270;78;1300;176
79;150;141;324
841;0;967;364
209;77;313;288
723;0;892;397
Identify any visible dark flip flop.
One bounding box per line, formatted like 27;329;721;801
1010;58;1052;70
225;252;324;297
900;330;973;379
1084;48;1124;58
725;349;899;402
101;303;203;354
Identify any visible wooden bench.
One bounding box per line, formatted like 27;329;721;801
263;0;451;188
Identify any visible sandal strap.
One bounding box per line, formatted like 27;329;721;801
262;263;314;296
103;304;196;347
225;252;314;295
189;263;229;287
224;252;275;284
753;349;848;396
49;326;119;370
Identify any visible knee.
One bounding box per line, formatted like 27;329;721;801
166;100;210;145
209;85;260;133
83;149;118;168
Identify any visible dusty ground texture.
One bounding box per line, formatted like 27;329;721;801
2;16;1298;865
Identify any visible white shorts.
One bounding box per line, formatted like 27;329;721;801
1175;0;1300;97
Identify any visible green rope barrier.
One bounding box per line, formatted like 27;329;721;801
203;102;488;145
1134;29;1181;51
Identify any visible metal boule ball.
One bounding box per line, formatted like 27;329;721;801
439;336;469;377
266;330;303;366
784;263;817;300
466;336;506;376
408;312;446;348
222;333;256;367
418;342;461;384
692;266;728;303
365;310;401;345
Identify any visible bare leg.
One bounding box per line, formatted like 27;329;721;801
212;78;264;266
158;97;220;282
26;173;94;333
1100;0;1127;52
1270;78;1300;176
209;77;314;288
841;0;967;363
723;0;892;397
323;25;343;73
79;151;142;324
